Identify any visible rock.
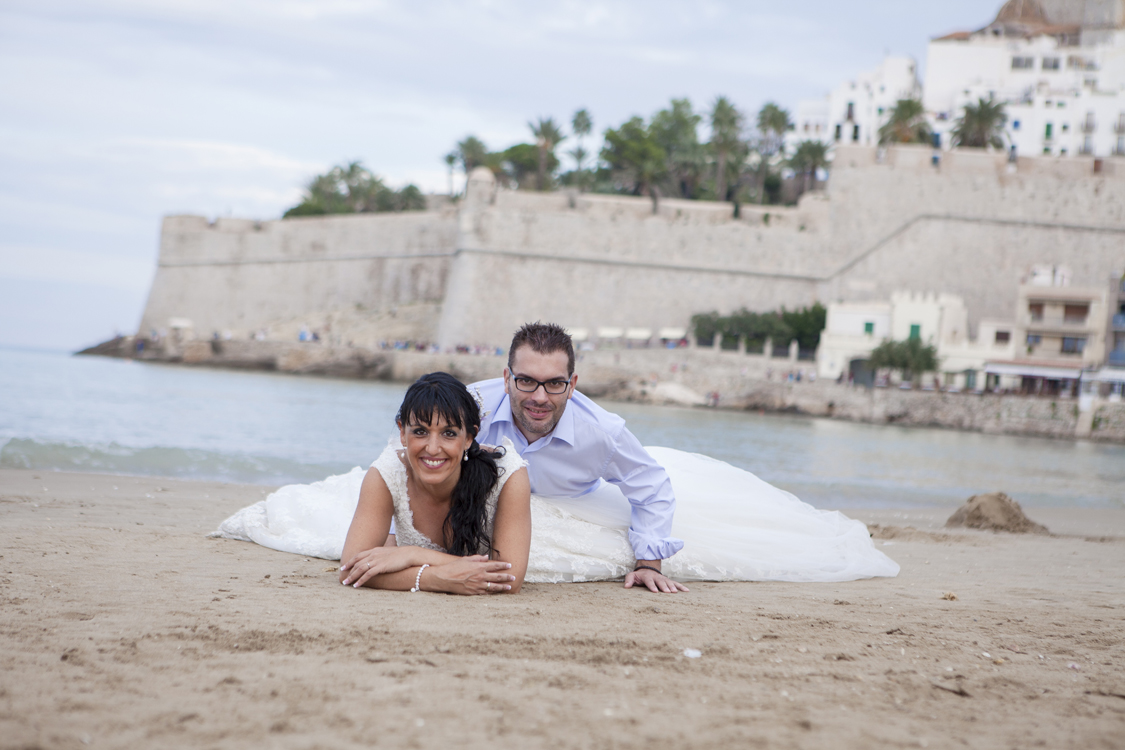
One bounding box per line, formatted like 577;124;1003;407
945;492;1048;534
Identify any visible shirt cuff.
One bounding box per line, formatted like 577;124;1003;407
628;530;684;562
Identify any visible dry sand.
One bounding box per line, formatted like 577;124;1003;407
1;468;1123;750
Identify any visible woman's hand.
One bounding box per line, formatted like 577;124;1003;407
425;555;517;595
340;546;419;587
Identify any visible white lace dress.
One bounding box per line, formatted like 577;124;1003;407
213;439;899;583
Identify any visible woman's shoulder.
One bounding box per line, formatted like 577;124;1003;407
487;437;527;491
370;438;406;478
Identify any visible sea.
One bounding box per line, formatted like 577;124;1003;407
1;347;1122;510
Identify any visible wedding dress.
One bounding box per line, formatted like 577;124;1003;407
212;438;899;583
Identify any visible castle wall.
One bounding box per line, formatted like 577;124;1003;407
138;211;458;340
137;146;1125;352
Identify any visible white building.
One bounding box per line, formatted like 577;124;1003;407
786;56;923;154
816;291;1016;389
924;0;1125;157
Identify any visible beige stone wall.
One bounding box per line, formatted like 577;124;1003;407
136;146;1125;353
138;211;458;341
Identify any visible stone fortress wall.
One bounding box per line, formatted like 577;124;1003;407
137;145;1125;351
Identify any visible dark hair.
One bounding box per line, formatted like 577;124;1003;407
508;322;575;376
396;372;503;557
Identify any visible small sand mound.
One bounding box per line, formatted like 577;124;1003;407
945;492;1048;534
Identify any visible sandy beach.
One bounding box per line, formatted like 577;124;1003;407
1;468;1123;749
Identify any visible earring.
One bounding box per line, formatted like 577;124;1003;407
463;451;468;462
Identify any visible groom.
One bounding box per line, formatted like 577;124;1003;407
470;322;688;594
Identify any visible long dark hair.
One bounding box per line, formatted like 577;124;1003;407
396;372;503;556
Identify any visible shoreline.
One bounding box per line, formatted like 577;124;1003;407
2;467;1124;748
77;340;1125;444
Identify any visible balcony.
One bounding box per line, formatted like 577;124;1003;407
1116;117;1125;134
1113;313;1125;331
1081;118;1096;134
1109;349;1125;367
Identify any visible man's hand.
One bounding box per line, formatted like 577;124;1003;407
624;562;689;593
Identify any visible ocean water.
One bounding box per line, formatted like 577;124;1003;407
2;347;1123;509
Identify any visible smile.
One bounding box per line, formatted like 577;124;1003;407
420;457;448;469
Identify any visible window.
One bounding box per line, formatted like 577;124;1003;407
877;107;884;116
852;124;860;142
1062;123;1069;132
909;324;921;340
1045;123;1053;139
1027;334;1042;346
864;321;874;335
1012;56;1034;70
1064;304;1089;323
1042;57;1060;71
1029;303;1044;321
846;102;855;121
834;124;842;141
1061;337;1086;354
994;330;1011;344
1013;120;1021;130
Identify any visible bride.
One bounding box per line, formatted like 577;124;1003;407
213;368;900;591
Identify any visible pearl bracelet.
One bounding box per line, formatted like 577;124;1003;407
411;564;430;593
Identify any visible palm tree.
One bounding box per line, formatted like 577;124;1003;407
529;117;566;191
788;141;830;196
710;96;744;201
756;102;793;157
443;152;457;195
755;102;792;204
570;108;593;191
456;136;488;183
601;116;667;213
951;98;1007;149
878;99;932;145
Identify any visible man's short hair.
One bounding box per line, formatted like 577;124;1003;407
508;322;575;376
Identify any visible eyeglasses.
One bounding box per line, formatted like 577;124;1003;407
512;376;571;395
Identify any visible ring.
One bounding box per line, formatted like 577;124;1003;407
366;562;371;569
486;581;491;590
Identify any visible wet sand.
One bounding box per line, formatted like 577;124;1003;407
1;468;1123;749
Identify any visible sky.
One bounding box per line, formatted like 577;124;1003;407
0;0;998;351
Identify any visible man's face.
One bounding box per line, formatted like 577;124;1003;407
504;346;576;443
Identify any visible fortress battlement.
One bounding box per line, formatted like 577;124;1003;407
137;147;1125;351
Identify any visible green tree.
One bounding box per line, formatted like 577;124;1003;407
690;303;826;351
601;116;667;213
779;302;826;351
283;161;425;217
868;338;939;383
651;98;705;199
710;96;744;202
456;135;488;181
529;117;566;191
756;102;793;204
878;98;932;145
757;102;793;157
443;151;457;195
788;140;830;196
567;108;594;191
500;143;558;190
951;98;1007;149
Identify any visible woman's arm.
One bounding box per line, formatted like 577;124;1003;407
338;466;519;594
489;467;531;593
339;467;466;586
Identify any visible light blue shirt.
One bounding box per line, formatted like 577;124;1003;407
470;378;683;561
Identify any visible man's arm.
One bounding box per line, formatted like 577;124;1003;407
602;428;689;593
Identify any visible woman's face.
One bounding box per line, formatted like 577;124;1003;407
398;414;474;489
